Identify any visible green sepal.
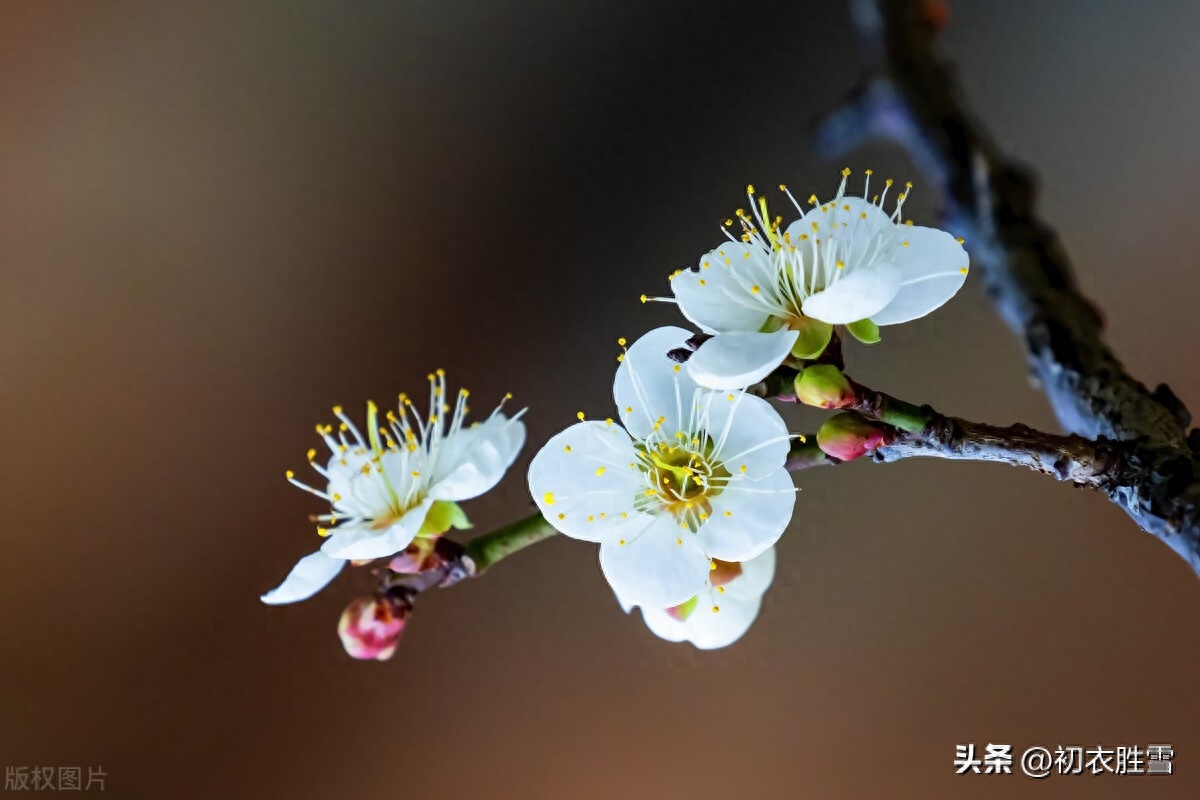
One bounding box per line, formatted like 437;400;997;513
666;594;700;622
417;500;473;537
845;318;881;344
789;318;834;359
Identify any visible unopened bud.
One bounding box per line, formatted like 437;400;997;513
794;365;854;409
337;594;410;661
816;412;893;461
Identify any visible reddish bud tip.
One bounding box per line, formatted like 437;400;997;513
337;595;410;661
816;412;893;461
794;365;855;409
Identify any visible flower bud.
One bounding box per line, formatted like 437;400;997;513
794;365;855;409
816;412;893;461
337;594;410;661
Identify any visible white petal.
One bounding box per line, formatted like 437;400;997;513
634;546;776;649
599;515;710;608
527;421;644;543
641;597;763;650
801;262;901;325
722;545;777;600
672;243;773;334
704;391;791;477
685;329;799;391
320;497;434;560
260;550;346;605
613;326;696;439
429;415;526;501
869;226;969;325
785;195;894;265
700;469;795;561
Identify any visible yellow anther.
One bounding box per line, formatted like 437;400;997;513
411;470;420;477
698;279;706;286
959;267;969;275
751;285;761;294
710;561;717;571
885;178;894;187
673;365;681;373
645;489;656;496
717;586;725;594
724;510;732;517
332;493;341;502
332;405;343;415
306;449;317;461
843;204;850;211
747;184;755;194
436;368;445;377
905;181;913;188
564;445;572;453
620;511;629;519
743;251;750;260
617;337;627;346
557;513;565;520
595;467;606;476
317;527;329;537
625;406;632;414
587;515;595;522
902;241;909;247
808;194;818;205
543;492;556;505
676;537;683;545
779;183;787;191
865;169;873;175
605;418;613;426
618;539;627;546
285;470;295;479
836;260;845;269
577;411;585;421
739;464;747;473
724;219;733;226
956;236;965;244
711;605;720;613
841;167;851;177
639;294;648;303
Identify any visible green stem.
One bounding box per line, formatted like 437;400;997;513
847;382;932;434
463;512;557;573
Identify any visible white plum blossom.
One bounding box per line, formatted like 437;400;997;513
665;169;970;389
616;546;776;650
527;326;796;608
261;371;525;605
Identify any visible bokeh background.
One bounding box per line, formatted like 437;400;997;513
3;1;1200;797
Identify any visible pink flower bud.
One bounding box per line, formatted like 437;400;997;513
794;365;855;409
816;412;893;462
337;595;409;661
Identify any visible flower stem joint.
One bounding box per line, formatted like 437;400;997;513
816;412;895;462
794;364;855;409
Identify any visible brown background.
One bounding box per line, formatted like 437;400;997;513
2;1;1199;798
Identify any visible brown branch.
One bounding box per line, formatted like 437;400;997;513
812;0;1200;576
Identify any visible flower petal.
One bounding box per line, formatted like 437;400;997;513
702;390;790;477
320;497;434;560
672;242;773;334
528;421;645;543
720;545;777;601
614;326;696;439
429;414;526;501
599;515;710;608
801;262;901;325
685;328;799;391
260;550;347;605
869;225;969;325
700;469;795;561
640;596;762;650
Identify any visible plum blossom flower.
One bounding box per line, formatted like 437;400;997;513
665;169;970;389
527;326;796;608
261;371;525;605
616;547;776;650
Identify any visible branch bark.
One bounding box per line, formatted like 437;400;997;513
815;0;1200;575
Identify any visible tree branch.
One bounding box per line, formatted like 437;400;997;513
812;0;1200;576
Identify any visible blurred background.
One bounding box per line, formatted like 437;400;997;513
2;1;1199;797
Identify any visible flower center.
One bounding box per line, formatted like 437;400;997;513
636;437;730;529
